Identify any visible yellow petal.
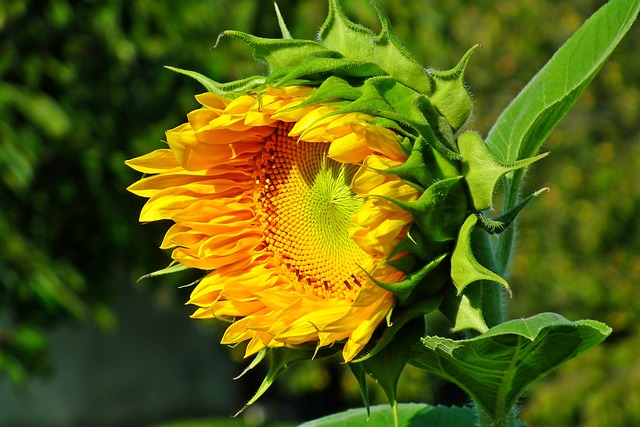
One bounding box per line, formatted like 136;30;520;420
125;149;179;173
195;92;229;110
327;132;370;163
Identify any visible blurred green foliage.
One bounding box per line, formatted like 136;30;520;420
1;0;638;426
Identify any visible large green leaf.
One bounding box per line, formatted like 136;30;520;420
298;403;476;427
486;0;640;164
484;0;640;274
409;313;611;423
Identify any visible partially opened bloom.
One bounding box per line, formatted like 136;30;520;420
127;85;419;361
127;1;536;395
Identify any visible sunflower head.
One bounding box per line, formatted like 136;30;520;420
127;0;545;411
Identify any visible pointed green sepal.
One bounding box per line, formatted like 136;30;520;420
406;96;462;160
383;137;434;190
459;131;549;211
385;136;461;191
388;176;467;243
365;254;447;304
165;66;266;97
349;363;371;418
451;215;510;296
320;0;433;94
368;81;461;160
387;225;449;275
476;187;550;234
356;317;426;427
295;76;362;107
439;282;489;333
136;261;190;282
221;30;328;73
268;56;386;87
354;296;441;363
236;346;338;416
233;348;267;380
302;75;394;117
428;45;478;131
273;2;292;39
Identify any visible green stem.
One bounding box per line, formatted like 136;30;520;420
471;173;525;425
392;400;399;427
494;171;524;275
479;171;525;327
476;406;518;427
472;228;507;328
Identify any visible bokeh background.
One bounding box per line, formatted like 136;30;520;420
1;0;638;426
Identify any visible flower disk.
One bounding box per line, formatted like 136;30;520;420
258;122;367;300
126;86;418;361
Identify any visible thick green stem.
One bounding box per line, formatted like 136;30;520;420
482;280;506;328
472;228;507;328
494;171;524;275
470;173;525;424
476;406;518;427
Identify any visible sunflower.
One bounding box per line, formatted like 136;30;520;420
126;85;421;361
126;0;534;383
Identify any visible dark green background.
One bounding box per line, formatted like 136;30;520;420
1;0;638;426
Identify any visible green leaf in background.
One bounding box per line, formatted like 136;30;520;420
409;313;611;423
298;403;476;427
0;83;71;139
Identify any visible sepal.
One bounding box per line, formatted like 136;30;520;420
384;137;460;191
365;255;447;304
439;282;489;333
353;317;426;427
273;2;292;39
458;131;549;211
135;260;191;282
268;56;386;87
451;215;510;296
320;0;432;94
348;363;371;418
220;30;328;73
165;66;265;97
428;45;478;131
354;297;441;363
388;226;449;275
387;177;467;243
236;346;338;416
476;187;549;234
